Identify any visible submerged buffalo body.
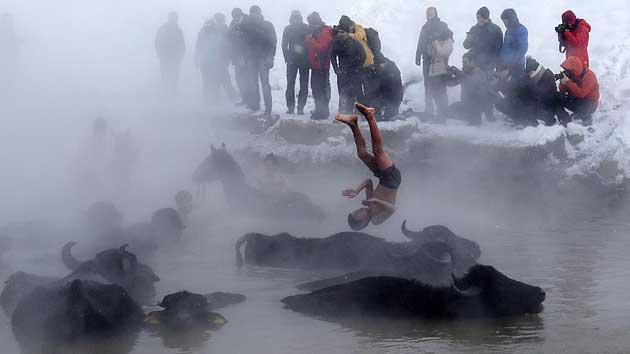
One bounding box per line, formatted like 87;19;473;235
62;242;159;303
282;265;546;319
236;225;480;285
0;272;59;316
12;279;144;345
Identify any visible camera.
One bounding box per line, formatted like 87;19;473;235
555;23;570;33
554;73;564;81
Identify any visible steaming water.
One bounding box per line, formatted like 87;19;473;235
1;155;630;354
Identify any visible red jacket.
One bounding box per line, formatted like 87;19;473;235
563;19;591;68
560;56;599;103
305;25;333;71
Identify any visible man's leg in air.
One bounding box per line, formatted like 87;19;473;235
356;103;393;170
335;113;378;171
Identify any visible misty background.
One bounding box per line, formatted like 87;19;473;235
2;1;630;353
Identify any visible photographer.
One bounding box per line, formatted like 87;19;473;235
556;10;591;68
241;5;277;115
305;12;333;120
558;56;599;125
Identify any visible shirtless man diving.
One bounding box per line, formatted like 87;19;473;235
337;103;401;230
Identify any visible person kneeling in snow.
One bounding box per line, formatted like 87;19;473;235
517;57;570;126
337;103;401;230
364;54;404;121
447;52;496;126
558;56;599;125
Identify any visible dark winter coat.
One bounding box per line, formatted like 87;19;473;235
155;23;185;62
562;19;591;68
331;35;366;75
195;21;230;69
416;18;453;65
241;14;277;60
463;20;503;70
499;16;528;70
228;15;248;64
282;18;309;66
305;24;333;71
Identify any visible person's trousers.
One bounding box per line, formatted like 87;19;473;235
159;59;181;95
337;71;363;113
234;57;251;103
423;63;448;116
561;95;597;123
286;64;309;112
248;59;272;113
311;69;331;118
201;65;237;101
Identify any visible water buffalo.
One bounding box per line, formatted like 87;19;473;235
12;279;145;346
145;291;228;330
62;242;159;303
192;144;325;221
0;272;59;316
282;264;546;319
235;225;480;286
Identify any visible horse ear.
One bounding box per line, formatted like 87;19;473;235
221;143;226;149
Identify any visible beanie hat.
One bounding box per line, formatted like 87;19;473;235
562;10;577;25
231;8;244;18
525;56;540;73
338;15;353;32
477;7;490;20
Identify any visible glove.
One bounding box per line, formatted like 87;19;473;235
560;73;570;85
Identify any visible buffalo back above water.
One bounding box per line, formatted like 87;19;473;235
282;264;545;318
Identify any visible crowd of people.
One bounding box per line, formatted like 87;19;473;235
154;6;600;126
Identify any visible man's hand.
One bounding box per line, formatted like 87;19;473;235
342;189;358;198
560;73;570;85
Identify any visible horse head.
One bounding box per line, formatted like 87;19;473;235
192;143;246;187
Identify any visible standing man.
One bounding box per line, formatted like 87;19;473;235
228;8;250;105
195;13;236;102
305;12;333;120
556;10;591;68
331;26;366;114
282;10;310;115
463;7;503;121
155;12;185;96
499;9;528;73
242;5;277;115
415;7;453;118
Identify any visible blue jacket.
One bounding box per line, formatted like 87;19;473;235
500;23;528;70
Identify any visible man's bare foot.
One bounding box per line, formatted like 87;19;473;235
355;103;376;121
335;113;359;126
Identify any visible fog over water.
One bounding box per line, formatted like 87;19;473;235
2;0;630;353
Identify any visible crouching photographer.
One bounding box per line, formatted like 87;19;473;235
556;56;599;126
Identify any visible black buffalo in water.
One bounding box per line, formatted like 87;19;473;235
235;225;480;286
0;272;59;316
192;144;325;221
62;242;159;303
145;291;230;330
12;279;145;347
282;265;546;319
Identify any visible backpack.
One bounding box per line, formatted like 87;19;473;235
365;27;381;55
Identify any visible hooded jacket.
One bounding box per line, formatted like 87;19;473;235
331;34;366;75
155;22;185;61
562;17;591;68
282;13;309;66
560;56;599;102
305;23;333;71
499;9;528;70
416;15;453;65
241;13;277;60
463;19;503;70
195;20;230;68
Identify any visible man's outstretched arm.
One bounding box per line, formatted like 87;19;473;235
342;179;373;199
